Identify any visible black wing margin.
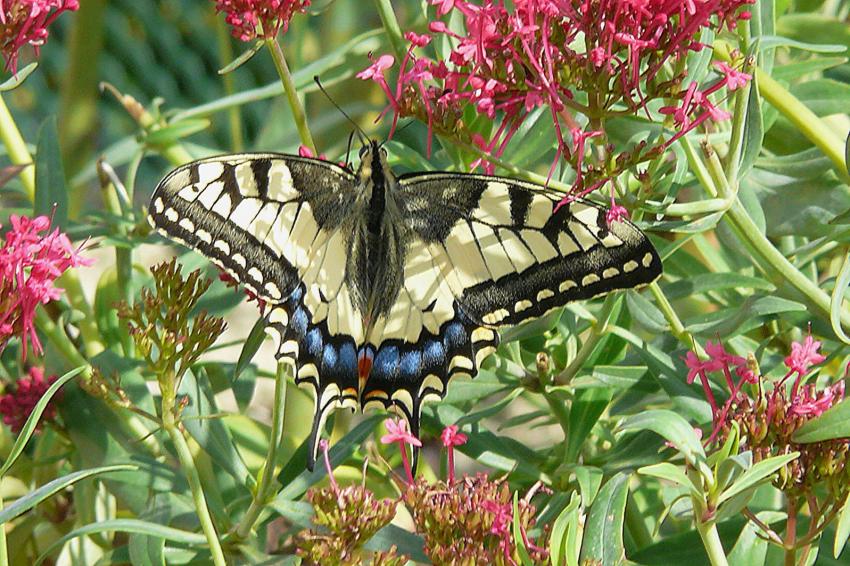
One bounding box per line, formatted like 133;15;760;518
397;172;662;327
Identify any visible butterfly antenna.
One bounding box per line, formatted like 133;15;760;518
345;130;356;169
313;75;369;145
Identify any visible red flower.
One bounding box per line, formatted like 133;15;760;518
381;418;421;486
213;0;310;42
1;0;78;73
0;367;59;433
784;335;826;376
0;215;93;359
381;417;421;447
441;424;467;484
361;0;753;195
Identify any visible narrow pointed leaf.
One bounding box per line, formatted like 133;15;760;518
34;116;68;228
218;40;264;74
36;519;207;565
0;366;85;476
717;452;798;505
0;464;136;525
0;63;37;91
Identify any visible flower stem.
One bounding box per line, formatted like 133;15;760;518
216;18;245;152
398;442;414;485
725;197;850;328
0;93;36;200
231;362;288;540
265;38;316;155
555;293;620;385
162;403;226;565
373;0;406;60
785;497;797;566
0;494;7;566
695;514;730;566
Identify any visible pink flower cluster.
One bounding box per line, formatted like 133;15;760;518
0;366;58;433
213;0;310;42
0;215;93;359
359;0;752;194
1;0;78;73
685;337;841;444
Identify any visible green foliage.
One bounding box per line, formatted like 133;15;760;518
0;0;850;564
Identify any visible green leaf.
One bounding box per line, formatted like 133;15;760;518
663;273;774;300
234;318;266;383
717;452;798;505
455;388;523;427
625;289;668;333
793;398;850;442
0;464;136;525
637;463;700;498
573;466;603;506
834;491;850;558
773;57;848;81
549;493;582;566
34;116;68;228
0;366;85;476
276;414;383;501
755;35;847;53
513;491;534;566
579;473;629;566
178;368;253;487
738;71;763;179
565;387;612;463
0;63;38;91
831;250;850;345
218;40;264;74
36;519;207;565
145;119;210;147
791;79;850;117
618;410;708;477
727;511;781;566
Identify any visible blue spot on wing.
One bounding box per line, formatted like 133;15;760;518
399;350;422;380
374;344;400;381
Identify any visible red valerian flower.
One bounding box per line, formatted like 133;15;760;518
784;335;826;377
0;215;93;359
213;0;310;42
381;418;421;485
0;366;59;433
360;0;753;199
686;338;849;495
440;424;467;483
1;0;78;73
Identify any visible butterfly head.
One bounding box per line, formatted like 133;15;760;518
356;140;390;188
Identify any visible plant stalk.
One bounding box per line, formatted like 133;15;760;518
231;362;288;540
162;402;227;566
265;38;316;155
0;93;36;200
373;0;406;60
695;515;730;566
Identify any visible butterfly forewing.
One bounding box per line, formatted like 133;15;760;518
149;154;365;464
398;173;662;326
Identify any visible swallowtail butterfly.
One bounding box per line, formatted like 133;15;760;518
149;142;662;469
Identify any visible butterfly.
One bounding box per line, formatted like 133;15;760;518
148;141;662;469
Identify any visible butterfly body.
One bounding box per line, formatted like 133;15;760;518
149;142;661;468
